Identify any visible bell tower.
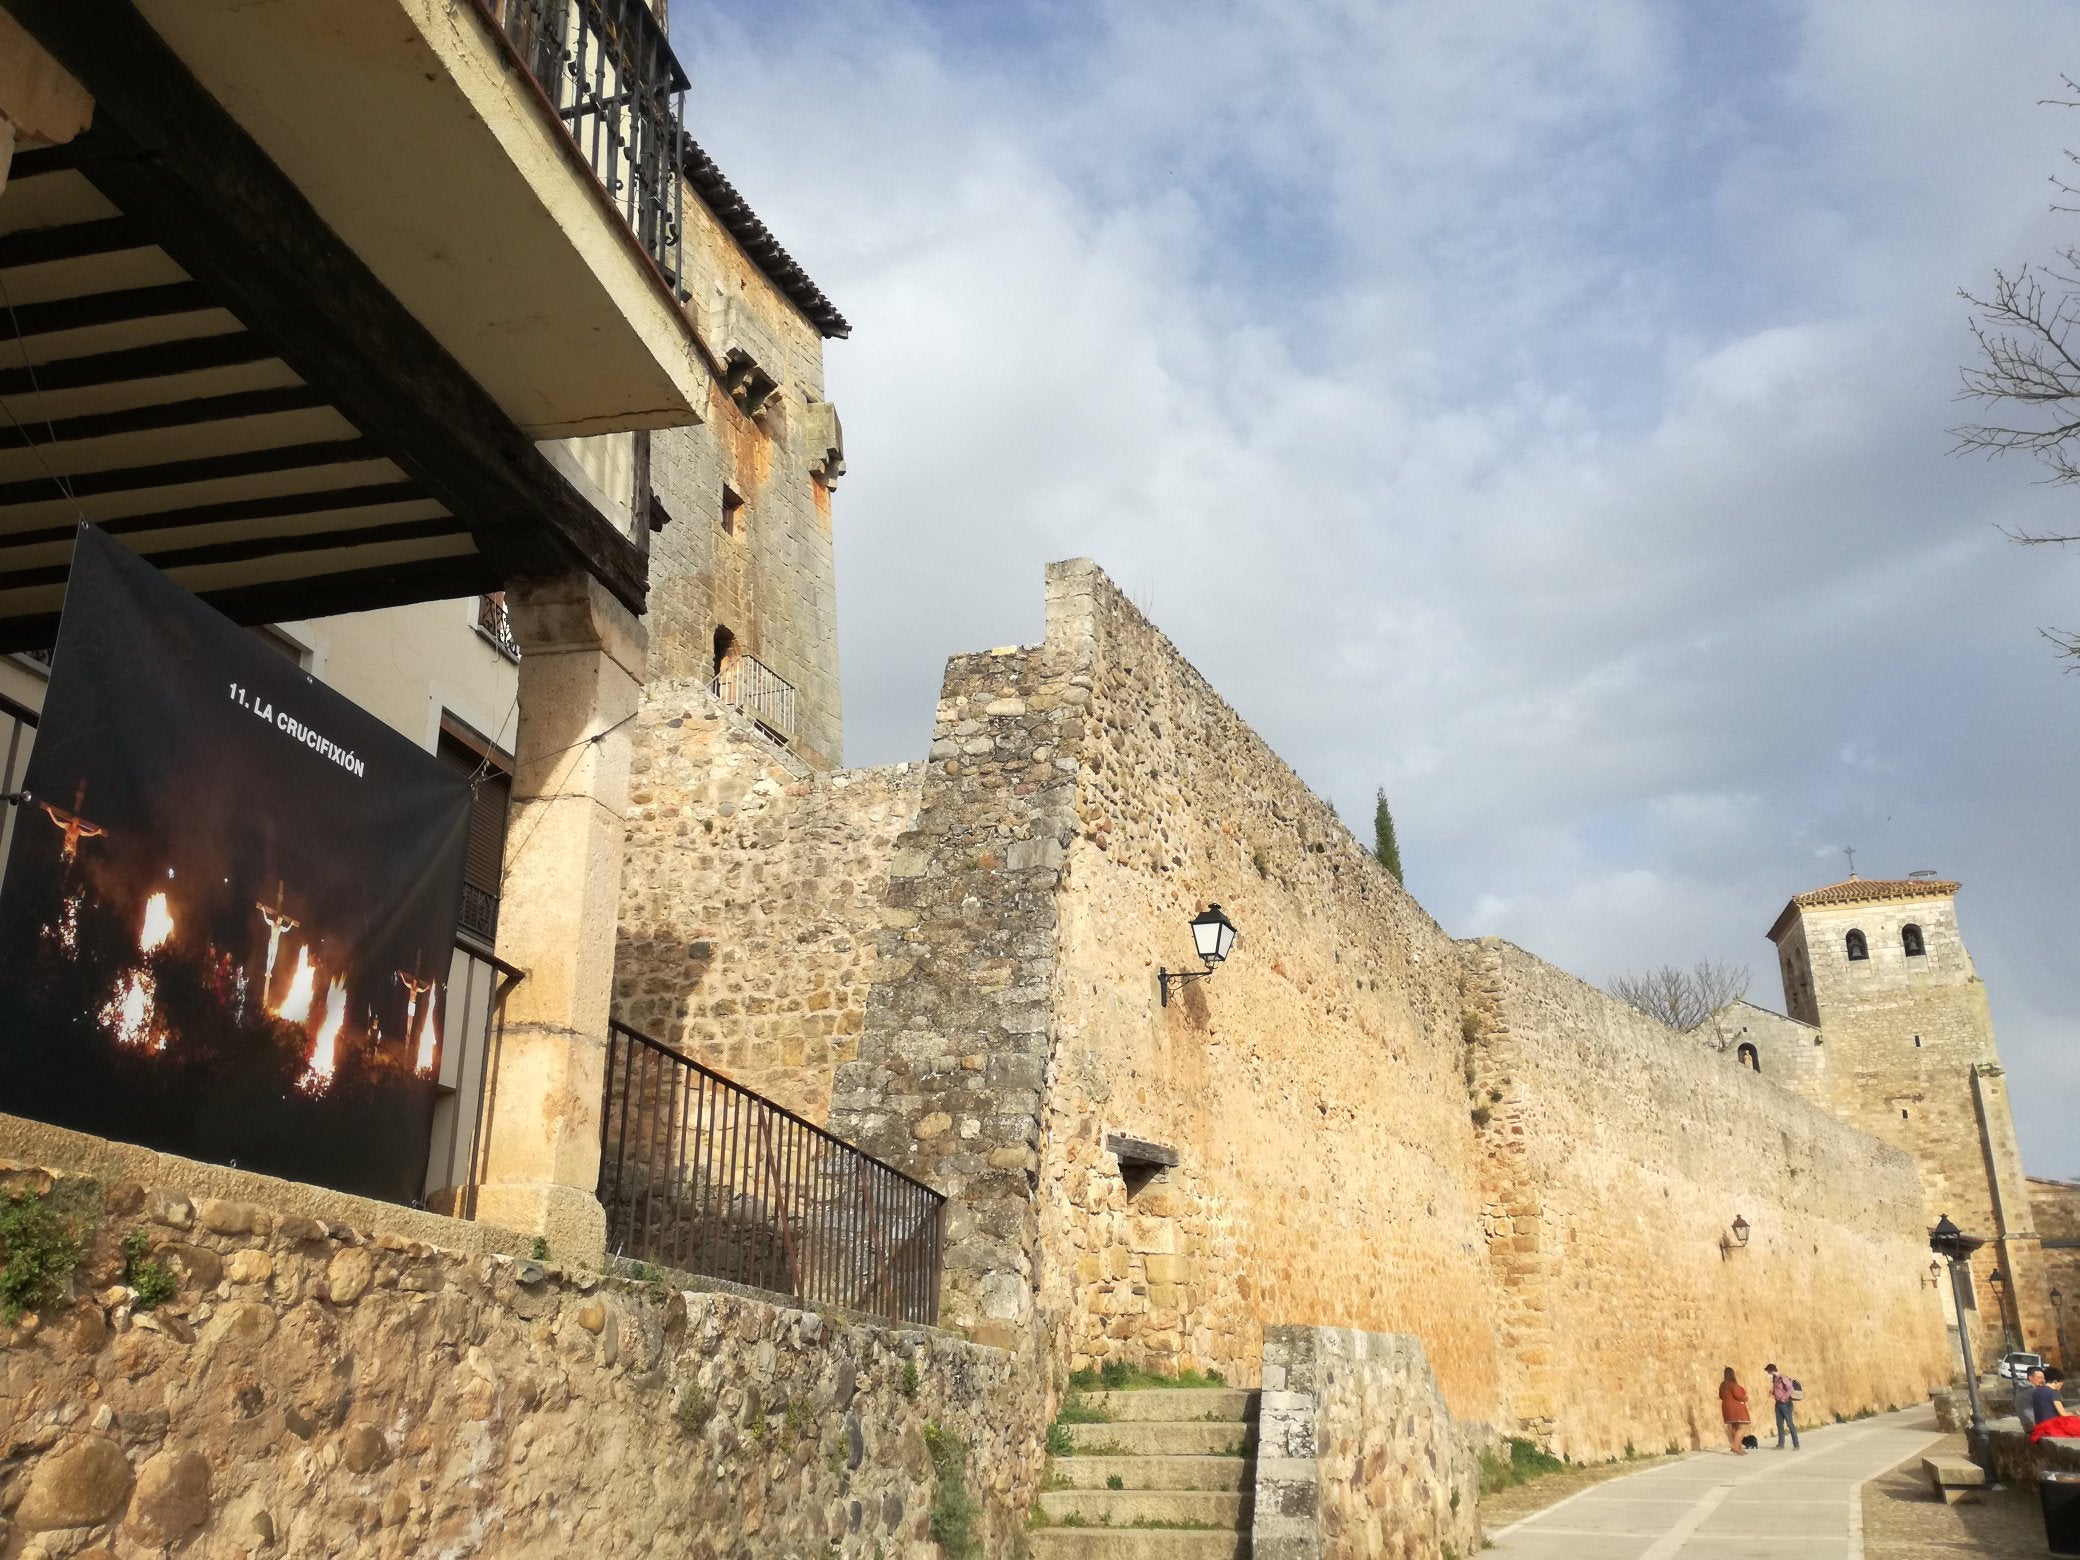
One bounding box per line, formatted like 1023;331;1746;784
1768;876;2048;1354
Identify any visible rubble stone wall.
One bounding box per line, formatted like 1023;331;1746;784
1032;561;1509;1418
616;681;921;1121
1252;1325;1481;1560
1463;938;1952;1459
0;1160;1038;1560
2030;1176;2080;1358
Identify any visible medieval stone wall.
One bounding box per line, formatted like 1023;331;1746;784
2030;1176;2080;1362
1029;563;1509;1420
0;1159;1038;1560
1252;1325;1481;1560
643;181;843;772
616;680;920;1120
1464;938;1951;1458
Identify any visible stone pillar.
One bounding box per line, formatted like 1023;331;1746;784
473;573;644;1259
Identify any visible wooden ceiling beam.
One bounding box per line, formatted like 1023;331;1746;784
0;216;150;270
0;331;275;398
0;384;329;451
0;436;378;506
0;0;648;611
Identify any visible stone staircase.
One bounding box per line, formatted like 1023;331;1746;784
1027;1386;1259;1559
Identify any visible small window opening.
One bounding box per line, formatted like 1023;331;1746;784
1902;923;1925;957
1736;1043;1760;1073
1106;1133;1178;1200
1913;1034;1922;1048
712;625;737;681
721;484;744;536
1902;1109;1910;1120
1845;929;1868;961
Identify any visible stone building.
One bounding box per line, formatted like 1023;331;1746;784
1734;878;2053;1355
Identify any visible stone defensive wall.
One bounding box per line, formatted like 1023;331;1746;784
615;678;923;1121
0;1154;1035;1559
1464;940;1951;1457
2032;1175;2080;1349
821;558;1951;1464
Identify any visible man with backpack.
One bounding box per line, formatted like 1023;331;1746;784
1767;1364;1801;1449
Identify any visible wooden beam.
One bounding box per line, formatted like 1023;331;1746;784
0;552;498;653
0;0;647;612
0;331;275;398
0;384;328;451
0;217;150;270
0;481;425;549
0;280;211;340
0;437;378;507
1;514;467;589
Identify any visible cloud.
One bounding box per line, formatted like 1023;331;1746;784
675;0;2080;1175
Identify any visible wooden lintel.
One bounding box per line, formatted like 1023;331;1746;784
1104;1133;1180;1169
0;0;648;612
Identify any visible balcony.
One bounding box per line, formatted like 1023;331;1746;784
121;0;709;437
713;654;797;743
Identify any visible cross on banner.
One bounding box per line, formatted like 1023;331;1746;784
38;779;106;863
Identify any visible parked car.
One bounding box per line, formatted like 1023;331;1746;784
1996;1350;2044;1382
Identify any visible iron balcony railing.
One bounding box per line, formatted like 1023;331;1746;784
475;593;520;662
600;1021;945;1324
475;0;688;290
712;653;797;742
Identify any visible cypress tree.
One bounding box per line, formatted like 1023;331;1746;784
1373;787;1402;882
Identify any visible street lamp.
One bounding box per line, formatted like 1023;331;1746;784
1989;1267;2015;1353
1730;1215;1751;1248
1159;904;1239;1006
1930;1214;1990;1468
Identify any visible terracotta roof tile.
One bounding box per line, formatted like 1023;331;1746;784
1766;878;1958;942
682;141;851;339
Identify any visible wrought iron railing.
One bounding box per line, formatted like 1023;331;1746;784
475;0;688;289
712;652;797;742
475;592;521;662
458;881;501;945
599;1021;944;1324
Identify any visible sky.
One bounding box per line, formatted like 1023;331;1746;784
670;0;2080;1178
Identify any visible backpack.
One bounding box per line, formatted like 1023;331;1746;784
1790;1379;1804;1402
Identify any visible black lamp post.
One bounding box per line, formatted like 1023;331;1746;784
1989;1267;2015;1353
1160;904;1238;1006
1930;1214;1990;1466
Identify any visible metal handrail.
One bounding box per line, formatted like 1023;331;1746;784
711;652;797;741
598;1020;944;1323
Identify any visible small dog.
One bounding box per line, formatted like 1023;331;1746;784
1741;1435;1760;1450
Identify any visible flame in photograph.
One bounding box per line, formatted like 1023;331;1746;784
414;990;440;1076
139;891;174;953
299;978;348;1095
100;970;163;1051
275;945;316;1023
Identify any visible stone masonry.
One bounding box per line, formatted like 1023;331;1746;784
616;680;920;1120
0;1158;1037;1560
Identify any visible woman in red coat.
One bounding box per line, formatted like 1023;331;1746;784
1719;1367;1752;1454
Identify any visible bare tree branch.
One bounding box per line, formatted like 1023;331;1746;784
1609;961;1751;1032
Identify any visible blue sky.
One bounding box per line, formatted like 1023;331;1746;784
673;0;2080;1177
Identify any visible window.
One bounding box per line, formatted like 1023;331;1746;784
1106;1132;1178;1200
1845;929;1868;961
721;483;744;536
1913;1034;1922;1048
437;719;512;949
1736;1043;1760;1073
1902;923;1925;957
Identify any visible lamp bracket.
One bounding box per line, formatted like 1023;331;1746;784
1159;965;1214;1006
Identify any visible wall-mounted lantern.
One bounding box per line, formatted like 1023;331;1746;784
1926;1260;1943;1289
1730;1215;1750;1248
1159;903;1238;1006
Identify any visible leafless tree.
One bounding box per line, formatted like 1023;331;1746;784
1954;79;2080;661
1609;960;1751;1033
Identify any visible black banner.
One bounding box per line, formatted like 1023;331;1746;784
0;525;470;1203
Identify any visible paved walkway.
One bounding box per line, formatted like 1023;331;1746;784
1490;1408;1946;1560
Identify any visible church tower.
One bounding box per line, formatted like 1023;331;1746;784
1768;876;2049;1354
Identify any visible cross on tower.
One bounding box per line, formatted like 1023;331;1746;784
1843;845;1858;879
38;779;106;863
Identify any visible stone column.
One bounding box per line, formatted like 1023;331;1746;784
473;573;644;1259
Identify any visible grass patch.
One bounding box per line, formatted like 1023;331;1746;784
1057;1392;1110;1424
120;1230;176;1312
1;1187;93;1324
924;1424;979;1559
1478;1436;1567;1495
1067;1362;1227;1391
1045;1423;1074;1457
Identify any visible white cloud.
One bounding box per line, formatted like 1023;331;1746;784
676;0;2080;1176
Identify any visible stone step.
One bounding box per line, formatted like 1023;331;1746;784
1047;1455;1252;1491
1026;1528;1249;1560
1076;1389;1259;1423
1037;1489;1249;1527
1061;1421;1255;1457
